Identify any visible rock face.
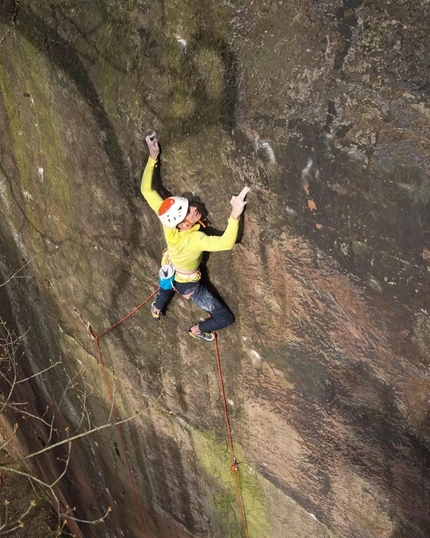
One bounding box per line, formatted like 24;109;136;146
1;1;430;537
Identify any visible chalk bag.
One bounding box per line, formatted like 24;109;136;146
159;264;175;290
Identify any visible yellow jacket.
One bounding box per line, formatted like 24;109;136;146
141;157;239;283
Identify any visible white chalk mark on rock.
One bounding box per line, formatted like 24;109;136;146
255;140;276;163
175;35;187;53
285;206;298;216
301;157;313;180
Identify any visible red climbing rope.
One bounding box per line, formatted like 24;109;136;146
97;288;159;338
89;288;158;538
86;287;248;538
213;334;249;538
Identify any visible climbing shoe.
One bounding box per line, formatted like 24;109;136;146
150;302;161;321
188;327;215;343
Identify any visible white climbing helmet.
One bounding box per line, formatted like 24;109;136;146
158;196;189;228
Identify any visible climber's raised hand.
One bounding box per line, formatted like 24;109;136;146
230;186;250;220
145;133;160;160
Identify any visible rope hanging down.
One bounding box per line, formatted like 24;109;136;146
87;288;158;538
83;287;248;538
213;334;249;538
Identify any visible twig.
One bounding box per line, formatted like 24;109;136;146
0;500;36;534
15;361;61;384
0;257;36;288
61;506;112;525
1;413;139;466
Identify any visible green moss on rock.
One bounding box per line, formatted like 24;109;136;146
0;30;72;259
191;428;272;538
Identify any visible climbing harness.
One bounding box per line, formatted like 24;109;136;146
173;266;201;281
78;287;248;538
161;249;202;283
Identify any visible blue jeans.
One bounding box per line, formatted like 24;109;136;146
154;280;234;333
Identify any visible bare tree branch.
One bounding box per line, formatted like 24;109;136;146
61;506;112;525
15;360;61;384
1;413;138;467
0;316;139;534
0;257;36;289
0;499;36;534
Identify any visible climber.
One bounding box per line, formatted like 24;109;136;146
141;133;249;342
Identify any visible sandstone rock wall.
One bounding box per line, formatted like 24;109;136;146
0;1;429;537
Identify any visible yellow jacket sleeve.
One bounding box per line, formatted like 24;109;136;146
188;217;239;252
140;157;163;213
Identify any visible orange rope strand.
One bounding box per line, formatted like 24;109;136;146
213;333;249;538
97;288;159;338
89;288;248;538
90;289;159;538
